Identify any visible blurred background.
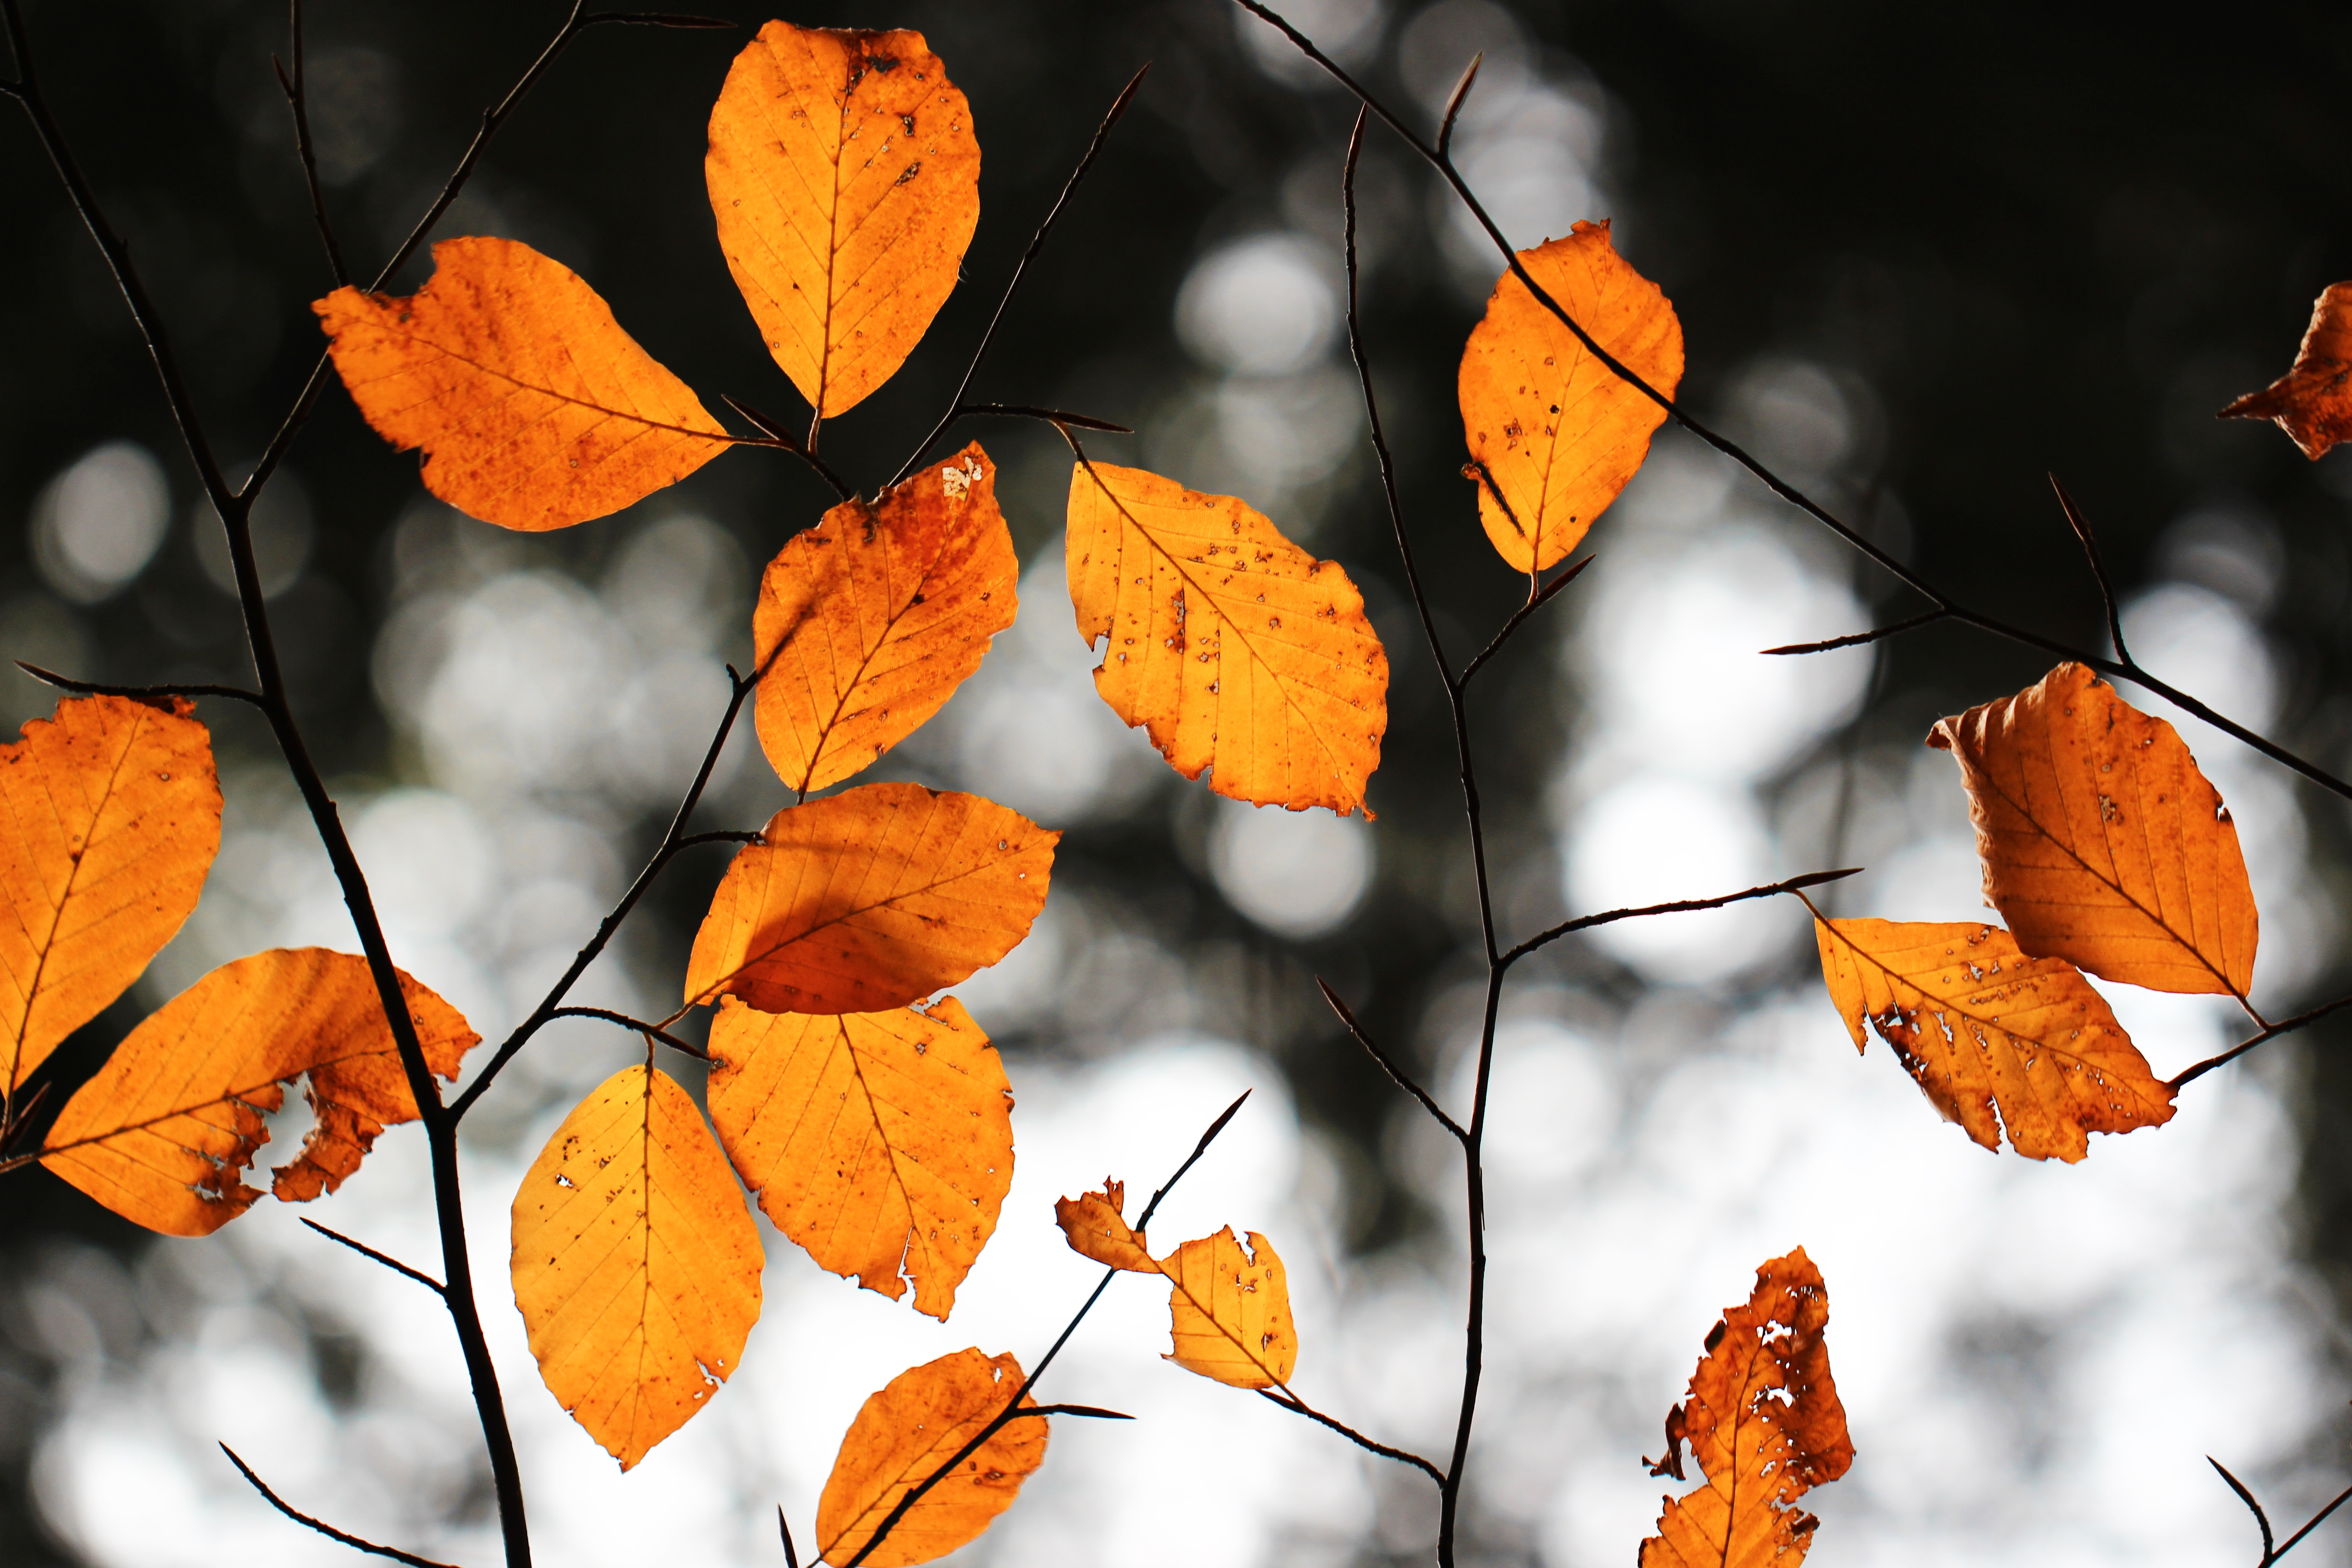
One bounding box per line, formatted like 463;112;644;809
6;0;2352;1563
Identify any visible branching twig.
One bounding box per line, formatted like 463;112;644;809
220;1445;461;1568
1761;608;1952;657
272;0;348;287
547;1007;711;1062
840;1092;1250;1568
16;661;269;710
953;402;1133;433
720;394;855;500
1506;870;1861;969
454;668;756;1122
1232;0;2352;807
1258;1388;1444;1483
2050;475;2129;663
2168;993;2352;1090
1457;555;1593;687
2210;1455;2352;1564
301;1219;446;1296
890;64;1150;488
777;1508;800;1568
1317;977;1465;1141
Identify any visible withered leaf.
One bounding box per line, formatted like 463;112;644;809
2219;281;2352;458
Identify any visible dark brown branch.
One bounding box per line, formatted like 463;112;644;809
1761;608;1950;657
2167;993;2352;1091
581;10;735;25
777;1509;800;1568
220;1445;461;1568
955;402;1133;433
548;1007;710;1062
17;662;268;710
1317;977;1465;1141
1504;869;1861;968
301;1219;446;1295
842;1092;1250;1568
1233;0;2352;808
720;394;855;500
674;828;763;851
272;0;348;287
1016;1403;1134;1420
1457;555;1594;687
1435;53;1481;161
454;668;756;1122
2049;474;2129;663
1258;1388;1445;1484
889;64;1151;488
2272;1481;2352;1563
2210;1455;2352;1565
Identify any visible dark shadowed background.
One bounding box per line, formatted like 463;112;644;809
7;1;2352;1564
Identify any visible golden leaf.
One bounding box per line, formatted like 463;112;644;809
1065;459;1387;815
685;782;1055;1016
707;995;1011;1320
315;235;728;531
1930;662;2258;998
1640;1248;1852;1568
41;949;476;1235
510;1062;764;1470
1159;1225;1297;1389
1;693;220;1099
706;22;980;419
1814;916;2175;1161
755;442;1017;794
2219;281;2352;458
816;1348;1045;1568
1458;220;1684;573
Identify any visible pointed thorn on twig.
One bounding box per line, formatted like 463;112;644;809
1783;867;1864;891
723;394;805;450
2208;1457;2276;1562
2049;473;2130;662
778;1506;801;1568
1019;1403;1133;1420
220;1444;460;1568
1437;53;1482;160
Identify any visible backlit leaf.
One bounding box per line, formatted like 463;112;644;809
2219;281;2352;458
1639;1248;1852;1568
1929;662;2258;998
1814;916;2174;1161
707;995;1011;1320
510;1062;764;1470
1065;459;1387;815
2;694;220;1099
315;235;729;531
1052;1178;1157;1273
685;783;1055;1016
1459;220;1683;573
706;22;980;420
1054;1181;1298;1388
755;443;1017;794
816;1348;1044;1568
41;949;476;1236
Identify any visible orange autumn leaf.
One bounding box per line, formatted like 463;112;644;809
1814;917;2174;1162
315;235;729;531
1065;459;1388;815
685;782;1054;1016
510;1062;763;1470
816;1348;1045;1568
1054;1180;1298;1388
1;693;220;1101
1930;662;2258;999
706;22;980;420
1459;220;1683;573
707;995;1011;1320
1639;1248;1852;1568
1053;1178;1157;1273
2219;281;2352;458
755;443;1017;794
41;949;476;1236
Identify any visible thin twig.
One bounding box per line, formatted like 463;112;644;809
1436;53;1481;162
842;1093;1250;1568
1317;977;1465;1141
454;669;756;1121
273;0;348;286
0;1079;53;1154
1457;555;1594;687
1258;1388;1445;1484
777;1509;800;1568
889;64;1151;488
16;661;269;710
2274;1480;2352;1562
301;1219;446;1296
548;1007;710;1062
2168;992;2352;1090
2050;474;2129;662
720;394;855;500
954;402;1132;433
1231;0;2352;808
1017;1403;1134;1420
220;1445;461;1568
2212;1459;2277;1563
1761;608;1951;657
581;10;735;25
1503;869;1861;969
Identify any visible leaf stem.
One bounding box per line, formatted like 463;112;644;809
2167;992;2352;1091
1258;1387;1445;1483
